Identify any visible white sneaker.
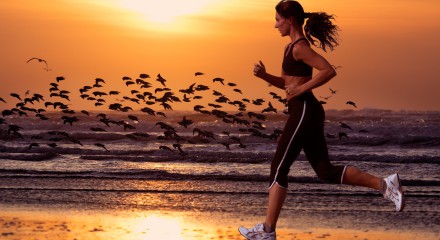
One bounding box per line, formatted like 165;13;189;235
238;223;276;240
383;173;405;212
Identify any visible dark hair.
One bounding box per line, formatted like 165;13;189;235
275;0;339;51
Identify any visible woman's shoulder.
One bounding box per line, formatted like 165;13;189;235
292;40;313;60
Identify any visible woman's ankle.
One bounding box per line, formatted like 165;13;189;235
263;223;275;233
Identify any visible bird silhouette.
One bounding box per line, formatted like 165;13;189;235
159;145;173;152
262;102;277;113
195;72;204;76
320;95;332;100
329;88;337;94
125;81;135;86
26;57;51;71
220;142;231;150
346;101;357;108
195;84;209;91
213;77;225;85
56;76;65;82
95;78;105;84
128;115;139;123
2;110;14;117
95;143;108;150
177;116;193;128
81;110;90;116
233;89;243;94
173;144;188;156
339;122;353;130
0;97;6;103
139;73;150;79
157;74;167;86
10;93;22;101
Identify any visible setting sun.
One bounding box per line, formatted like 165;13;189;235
117;0;213;23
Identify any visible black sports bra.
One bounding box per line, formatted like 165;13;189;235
282;38;312;77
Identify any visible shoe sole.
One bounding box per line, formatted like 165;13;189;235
396;173;405;212
238;227;251;240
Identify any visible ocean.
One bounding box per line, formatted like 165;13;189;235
1;80;439;232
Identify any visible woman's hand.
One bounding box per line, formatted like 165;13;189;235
285;82;304;98
253;60;266;79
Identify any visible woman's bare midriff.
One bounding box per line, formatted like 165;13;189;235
283;75;312;101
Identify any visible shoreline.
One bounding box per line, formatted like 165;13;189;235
1;204;438;240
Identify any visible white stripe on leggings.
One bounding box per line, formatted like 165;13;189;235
269;101;306;190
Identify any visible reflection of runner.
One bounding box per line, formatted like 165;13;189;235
238;1;404;239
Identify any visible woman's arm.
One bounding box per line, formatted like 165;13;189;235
286;44;336;97
254;60;285;90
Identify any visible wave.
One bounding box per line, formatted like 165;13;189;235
2;110;439;149
0;152;59;161
1;169;439;187
1;144;438;164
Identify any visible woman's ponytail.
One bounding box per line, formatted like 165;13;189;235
304;12;339;52
276;1;340;52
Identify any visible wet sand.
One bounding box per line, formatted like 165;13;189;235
1;205;438;240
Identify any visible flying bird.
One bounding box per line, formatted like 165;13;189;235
139;73;150;79
159;145;173;152
233;89;243;94
95;78;105;84
157;74;167;86
128;115;139;123
56;76;65;82
10;93;22;101
195;72;204;76
329;88;337;94
95;143;108;150
220;142;231;150
339;122;353;130
346;101;357;108
320;95;332;100
262;102;277;113
213;77;225;85
26;57;51;71
177;116;193;128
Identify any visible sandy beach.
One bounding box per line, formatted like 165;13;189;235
1;203;438;240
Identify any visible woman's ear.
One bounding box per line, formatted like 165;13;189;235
286;17;295;25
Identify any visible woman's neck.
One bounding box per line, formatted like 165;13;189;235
289;27;305;42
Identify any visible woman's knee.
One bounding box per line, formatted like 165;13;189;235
315;165;345;184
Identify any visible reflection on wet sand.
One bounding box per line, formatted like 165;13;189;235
0;206;438;240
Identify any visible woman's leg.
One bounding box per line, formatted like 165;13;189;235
264;183;287;231
263;100;307;231
342;166;382;191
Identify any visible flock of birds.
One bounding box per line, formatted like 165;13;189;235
0;58;362;155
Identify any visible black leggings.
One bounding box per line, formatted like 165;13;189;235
269;92;346;189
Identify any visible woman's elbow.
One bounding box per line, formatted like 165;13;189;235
329;68;337;78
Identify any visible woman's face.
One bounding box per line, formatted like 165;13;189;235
274;12;291;37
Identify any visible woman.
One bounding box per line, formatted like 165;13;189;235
238;1;405;239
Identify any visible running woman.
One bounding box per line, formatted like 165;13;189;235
238;1;405;239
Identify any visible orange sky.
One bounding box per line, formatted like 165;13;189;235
1;0;439;112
